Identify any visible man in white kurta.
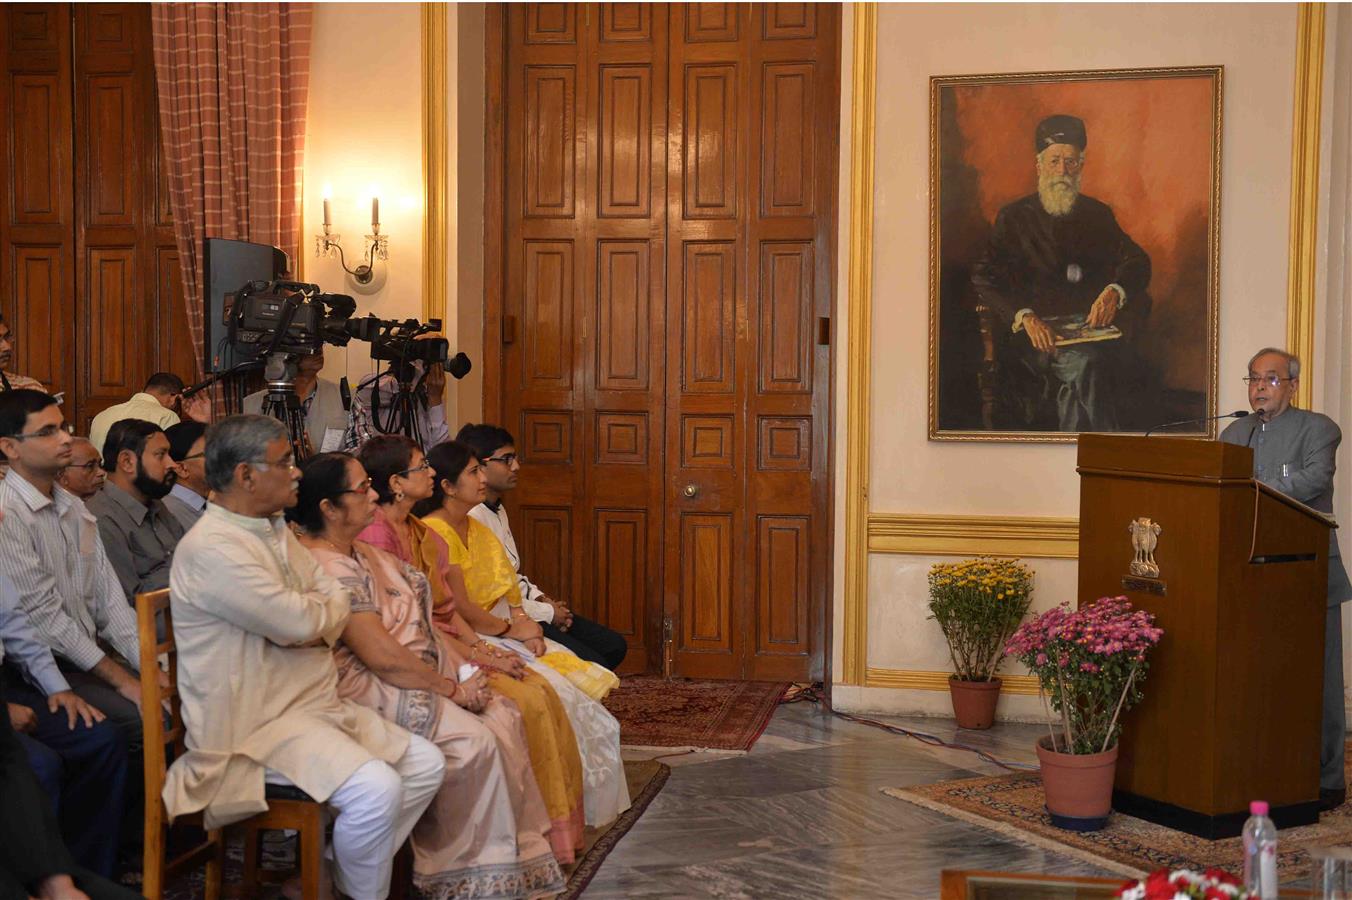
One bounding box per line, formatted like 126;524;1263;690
166;415;444;899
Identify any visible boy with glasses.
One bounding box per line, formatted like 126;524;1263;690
456;423;628;670
163;421;209;531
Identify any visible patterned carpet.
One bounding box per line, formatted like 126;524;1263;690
883;746;1352;885
160;760;669;899
603;676;790;752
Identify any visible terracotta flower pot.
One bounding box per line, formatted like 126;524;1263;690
948;676;1002;729
1036;735;1119;832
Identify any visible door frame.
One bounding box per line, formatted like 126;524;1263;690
478;3;839;688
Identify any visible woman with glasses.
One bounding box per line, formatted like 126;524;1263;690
413;441;631;830
288;452;568;895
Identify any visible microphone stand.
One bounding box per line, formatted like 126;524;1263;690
1143;410;1249;438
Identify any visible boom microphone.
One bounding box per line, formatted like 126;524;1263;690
1143;410;1248;438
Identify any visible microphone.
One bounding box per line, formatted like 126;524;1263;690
1144;410;1248;438
180;373;219;399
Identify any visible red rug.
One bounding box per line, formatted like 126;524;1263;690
603;676;789;752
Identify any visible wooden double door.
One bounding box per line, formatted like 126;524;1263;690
490;3;839;681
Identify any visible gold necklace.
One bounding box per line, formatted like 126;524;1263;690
316;535;357;559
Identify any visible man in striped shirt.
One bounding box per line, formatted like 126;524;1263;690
0;389;148;751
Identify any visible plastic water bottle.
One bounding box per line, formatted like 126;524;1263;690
1243;800;1278;898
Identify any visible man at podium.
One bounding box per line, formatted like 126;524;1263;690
1221;347;1352;811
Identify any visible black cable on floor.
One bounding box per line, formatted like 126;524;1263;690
780;682;1039;772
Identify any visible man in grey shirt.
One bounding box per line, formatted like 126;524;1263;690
0;389;148;749
86;419;185;602
243;350;350;454
1221;347;1352;811
163;421;208;531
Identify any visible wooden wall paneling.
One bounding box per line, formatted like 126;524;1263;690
664;2;748;680
504;4;590;634
580;5;668;673
741;2;839;681
0;4;75;403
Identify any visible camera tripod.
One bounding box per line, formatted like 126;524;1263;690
258;352;312;462
360;361;431;448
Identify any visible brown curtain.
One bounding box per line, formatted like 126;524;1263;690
151;3;313;379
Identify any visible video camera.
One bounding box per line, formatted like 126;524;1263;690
226;279;359;359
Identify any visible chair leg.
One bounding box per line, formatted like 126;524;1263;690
142;821;165;900
299;809;325;900
241;824;262;897
204;828;225;900
389;839;413;900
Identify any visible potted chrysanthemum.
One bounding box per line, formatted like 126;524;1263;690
1005;596;1164;831
927;557;1034;729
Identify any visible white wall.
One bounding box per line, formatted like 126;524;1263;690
304;2;425;392
832;3;1329;717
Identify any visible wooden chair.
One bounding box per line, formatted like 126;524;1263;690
136;588;328;900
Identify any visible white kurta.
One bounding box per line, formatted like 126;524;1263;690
165;503;411;829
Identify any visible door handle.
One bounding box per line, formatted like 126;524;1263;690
681;483;699;499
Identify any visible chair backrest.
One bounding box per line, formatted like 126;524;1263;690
136;588;186;797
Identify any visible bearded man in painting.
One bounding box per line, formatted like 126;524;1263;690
972;114;1152;432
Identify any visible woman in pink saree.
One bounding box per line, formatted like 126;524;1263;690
289;452;566;899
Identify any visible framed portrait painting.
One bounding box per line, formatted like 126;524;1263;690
928;66;1223;442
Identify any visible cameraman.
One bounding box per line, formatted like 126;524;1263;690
345;331;449;449
242;349;349;454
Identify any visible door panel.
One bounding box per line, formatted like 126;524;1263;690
499;3;836;680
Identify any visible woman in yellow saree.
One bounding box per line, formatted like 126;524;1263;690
353;438;587;861
414;441;630;827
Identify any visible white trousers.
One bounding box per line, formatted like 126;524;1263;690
266;735;445;900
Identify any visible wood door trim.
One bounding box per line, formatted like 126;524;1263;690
483;4;506;425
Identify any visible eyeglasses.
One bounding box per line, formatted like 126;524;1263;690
1242;375;1295;388
11;423;73;441
251;456;296;471
64;459;101;472
337;478;373;496
395;461;431;477
484;453;518;467
178;452;205;462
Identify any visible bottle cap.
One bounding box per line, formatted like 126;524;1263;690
1250;801;1269;816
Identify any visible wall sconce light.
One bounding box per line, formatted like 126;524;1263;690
315;194;389;285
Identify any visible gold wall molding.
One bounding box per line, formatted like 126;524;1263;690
868;513;1080;559
865;667;1041;696
1288;2;1326;410
842;2;877;686
421;2;449;327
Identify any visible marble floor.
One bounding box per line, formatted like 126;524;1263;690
582;701;1118;899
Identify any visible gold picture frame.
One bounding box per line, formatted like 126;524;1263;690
927;66;1223;443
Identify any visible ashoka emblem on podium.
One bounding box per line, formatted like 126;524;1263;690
1128;517;1162;578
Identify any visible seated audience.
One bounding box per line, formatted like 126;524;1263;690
415;441;631;827
2;572;126;878
345;360;449;450
162;421;208;530
86;420;184;602
242;349;350;454
165;414;444;899
88;372;209;456
56;438;105;501
0;390;146;750
290;453;567;893
357;437;591;859
0;314;45;393
457;424;628;670
0;680;140;900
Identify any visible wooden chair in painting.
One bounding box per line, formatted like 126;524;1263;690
135;588;328;900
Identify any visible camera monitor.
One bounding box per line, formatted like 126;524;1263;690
203;238;289;374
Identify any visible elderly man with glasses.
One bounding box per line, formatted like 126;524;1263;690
56;438;105;501
166;415;444;899
1221;347;1352;812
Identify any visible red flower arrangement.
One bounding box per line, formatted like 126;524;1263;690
1116;867;1249;899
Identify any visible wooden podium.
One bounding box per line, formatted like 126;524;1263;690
1077;434;1332;839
